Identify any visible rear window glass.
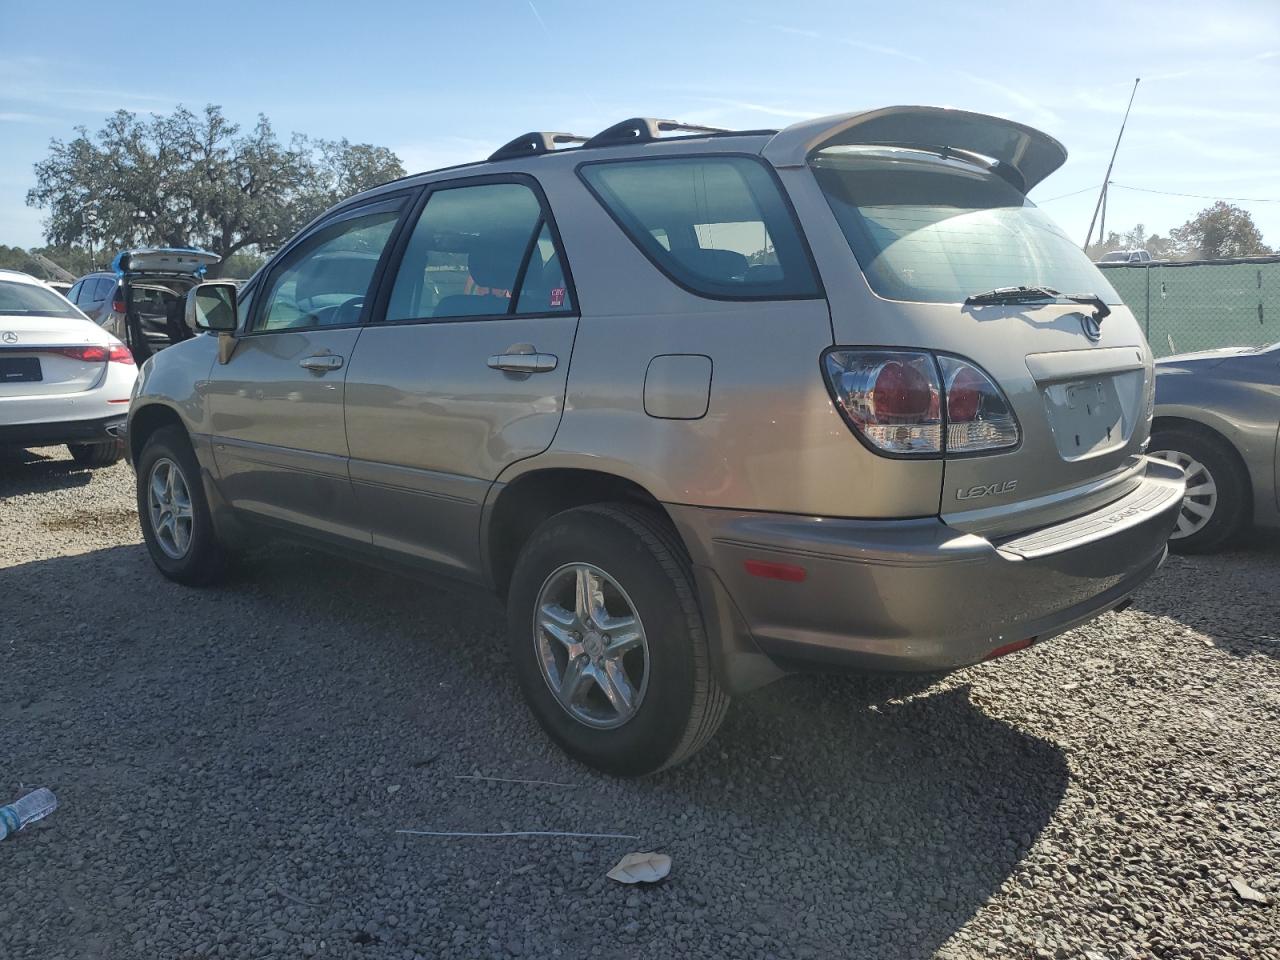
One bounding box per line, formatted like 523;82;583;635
811;147;1121;304
579;156;819;299
0;280;82;318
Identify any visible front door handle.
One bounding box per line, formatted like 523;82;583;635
487;353;558;374
299;354;344;372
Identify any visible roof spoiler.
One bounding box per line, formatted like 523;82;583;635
762;106;1067;193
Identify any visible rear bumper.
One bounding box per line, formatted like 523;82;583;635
669;458;1184;679
0;414;127;447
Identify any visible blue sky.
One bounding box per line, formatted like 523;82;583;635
3;0;1278;252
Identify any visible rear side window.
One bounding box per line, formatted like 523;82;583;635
579;156;820;300
385;181;573;322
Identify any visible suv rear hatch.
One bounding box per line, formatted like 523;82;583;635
770;108;1154;537
112;247;221;359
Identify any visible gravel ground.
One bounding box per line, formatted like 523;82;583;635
2;447;1277;960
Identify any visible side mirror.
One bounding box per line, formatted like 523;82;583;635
186;281;239;333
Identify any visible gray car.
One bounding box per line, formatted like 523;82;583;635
1151;342;1280;552
70;249;220;359
127;107;1184;774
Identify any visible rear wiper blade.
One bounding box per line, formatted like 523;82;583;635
964;286;1111;322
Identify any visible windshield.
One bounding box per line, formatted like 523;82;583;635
811;147;1122;305
0;279;84;318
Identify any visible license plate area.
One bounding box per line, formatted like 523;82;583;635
0;357;43;383
1041;375;1130;460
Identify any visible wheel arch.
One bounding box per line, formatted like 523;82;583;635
127;402;187;467
482;467;681;598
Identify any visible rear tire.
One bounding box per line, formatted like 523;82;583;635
68;440;123;467
1149;427;1249;554
506;503;729;776
136;425;228;585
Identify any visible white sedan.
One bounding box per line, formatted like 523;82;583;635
0;269;137;466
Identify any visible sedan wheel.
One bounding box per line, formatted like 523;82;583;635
1148;448;1217;540
1148;426;1248;554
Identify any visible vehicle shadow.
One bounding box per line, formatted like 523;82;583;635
2;543;1068;960
1130;536;1280;660
0;447;96;498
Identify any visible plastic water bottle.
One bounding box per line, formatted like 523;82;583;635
0;788;57;840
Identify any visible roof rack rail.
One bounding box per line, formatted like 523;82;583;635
488;131;589;161
582;117;730;149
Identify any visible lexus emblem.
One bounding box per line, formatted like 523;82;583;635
1079;312;1103;342
1;331;17;344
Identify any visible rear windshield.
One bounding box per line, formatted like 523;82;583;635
579;156;820;299
0;279;83;318
811;147;1121;304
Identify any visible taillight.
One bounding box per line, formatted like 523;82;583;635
41;344;134;364
937;356;1019;453
824;350;1018;456
47;345;107;362
823;350;942;454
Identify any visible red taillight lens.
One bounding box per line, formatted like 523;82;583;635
938;356;1019;453
945;366;984;421
824;350;1018;456
823;350;943;454
112;298;127;314
871;360;934;419
108;344;135;365
47;345;107;362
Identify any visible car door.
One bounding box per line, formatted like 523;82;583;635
343;175;578;578
204;194;410;543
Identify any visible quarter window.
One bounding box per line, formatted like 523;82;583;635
579;156;820;299
386;182;572;322
255;209;400;332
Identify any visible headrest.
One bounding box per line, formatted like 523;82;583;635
295;253;379;304
467;245;519;290
670;247;749;282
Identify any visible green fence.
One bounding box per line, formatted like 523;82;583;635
1098;256;1280;358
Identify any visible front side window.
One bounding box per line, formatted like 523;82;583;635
811;146;1122;304
385;182;572;321
255;209;400;332
0;280;84;319
578;156;820;299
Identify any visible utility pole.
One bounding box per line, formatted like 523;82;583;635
1100;179;1109;246
1083;77;1140;251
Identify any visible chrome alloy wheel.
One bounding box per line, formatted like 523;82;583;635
1149;449;1218;540
147;457;194;559
533;562;650;729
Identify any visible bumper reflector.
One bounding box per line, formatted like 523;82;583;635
744;559;807;583
984;637;1034;661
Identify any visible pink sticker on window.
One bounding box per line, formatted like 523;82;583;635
549;287;566;307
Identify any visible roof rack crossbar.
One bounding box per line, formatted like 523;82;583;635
582;117;731;149
488;131;589;162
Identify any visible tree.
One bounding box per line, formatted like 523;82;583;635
26;105;404;276
1086;223;1155;261
1168;202;1272;261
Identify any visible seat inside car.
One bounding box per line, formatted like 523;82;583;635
434;244;524;316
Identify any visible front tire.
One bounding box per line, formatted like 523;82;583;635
136;425;228;585
506;504;729;776
1149;427;1249;554
68;440;123;467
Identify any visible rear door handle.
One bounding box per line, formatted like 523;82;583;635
299;354;344;372
487;353;558;374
